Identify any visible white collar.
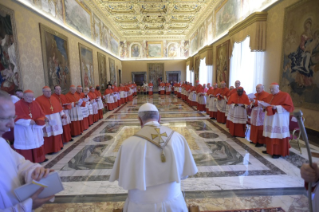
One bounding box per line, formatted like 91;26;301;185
144;121;160;127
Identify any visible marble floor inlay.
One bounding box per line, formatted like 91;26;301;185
38;94;315;211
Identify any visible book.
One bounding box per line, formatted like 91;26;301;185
14;172;64;202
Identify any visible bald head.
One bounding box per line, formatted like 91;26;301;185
270;84;280;95
23;92;34;103
230;86;234;90
256;84;264;93
235;80;240;88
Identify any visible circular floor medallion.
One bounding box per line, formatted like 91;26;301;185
199;133;219;139
93;135;113;142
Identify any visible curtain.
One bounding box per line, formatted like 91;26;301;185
186;65;190;82
207;65;213;85
230;36;265;94
190;71;194;85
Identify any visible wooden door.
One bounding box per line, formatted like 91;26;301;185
134;74;144;86
168;73;178;83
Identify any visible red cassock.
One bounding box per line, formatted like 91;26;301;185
14;99;46;163
95;90;104;119
165;83;171;95
206;87;214;114
52;93;72;144
104;88;115;111
217;87;230;124
227;93;250;137
250;91;270;145
160;83;165;95
88;92;100;122
264;91;294;156
196;85;206;111
79;93;90;130
226;90;235;128
35;95;64;154
65;92;85;136
148;83;153;95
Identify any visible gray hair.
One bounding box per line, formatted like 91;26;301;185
138;111;159;123
0;90;11;101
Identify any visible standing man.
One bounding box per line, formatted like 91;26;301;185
110;103;198;211
0;90;54;210
197;84;207;111
52;85;73;144
14;90;47;163
88;87;99;122
95;85;104;120
65;85;85;137
227;87;250;137
104;85;115;111
83;87;94;126
159;81;165;95
148;80;153;95
249;84;270;147
206;83;213;115
262;83;294;158
209;83;219;119
165;81;171;95
36;86;65;154
216;81;230;124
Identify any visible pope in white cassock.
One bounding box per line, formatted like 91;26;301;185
0;90;54;211
110;103;198;212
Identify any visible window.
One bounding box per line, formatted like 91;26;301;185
230;36;265;94
199;58;213;86
186;65;190;82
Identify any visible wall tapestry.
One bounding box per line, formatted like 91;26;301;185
148;63;164;91
78;43;94;87
147;42;163;58
0;5;21;94
39;24;71;93
109;58;116;84
97;52;107;91
64;0;91;39
216;40;230;87
280;0;319;110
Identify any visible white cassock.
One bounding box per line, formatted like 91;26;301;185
110;121;198;212
14;119;45;150
227;104;248;124
0;137;41;211
43;111;64;138
262;104;290;139
69;101;84;122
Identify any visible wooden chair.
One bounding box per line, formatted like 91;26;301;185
289;115;305;154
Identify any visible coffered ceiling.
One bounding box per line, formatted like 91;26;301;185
85;0;222;40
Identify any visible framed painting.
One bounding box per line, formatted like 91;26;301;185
148;63;164;91
0;5;21;94
147;41;163;58
215;40;230;87
131;44;140;58
63;0;92;39
167;43;179;58
39;24;71;93
280;0;319;110
109;58;116;84
97;52;107;91
78;43;94;87
215;0;241;37
110;33;119;55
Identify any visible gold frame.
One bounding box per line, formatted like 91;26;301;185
39;23;71;93
147;41;163;58
78;42;94;87
62;0;92;39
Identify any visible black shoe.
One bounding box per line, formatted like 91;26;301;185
250;141;254;144
272;155;280;159
70;139;74;142
47;152;55;155
41;158;48;163
255;143;263;147
61;147;63;150
262;151;268;154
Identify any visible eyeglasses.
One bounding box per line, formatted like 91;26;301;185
0;115;17;121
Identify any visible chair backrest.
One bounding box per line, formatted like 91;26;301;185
289;114;305;131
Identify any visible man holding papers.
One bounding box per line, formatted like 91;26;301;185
36;86;65;154
0;90;54;211
227;87;250;137
14;90;47;163
249;84;270;147
261;83;294;158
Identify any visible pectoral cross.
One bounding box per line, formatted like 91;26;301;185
151;128;168;145
50;105;54;112
29;113;32;118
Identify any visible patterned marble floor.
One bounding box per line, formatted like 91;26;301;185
37;94;315;211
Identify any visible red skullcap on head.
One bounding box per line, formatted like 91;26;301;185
196;80;199;83
271;83;279;86
24;90;34;94
203;84;206;86
207;83;211;86
77;85;82;88
70;85;76;88
42;86;50;89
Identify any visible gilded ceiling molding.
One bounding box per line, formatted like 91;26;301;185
229;12;268;53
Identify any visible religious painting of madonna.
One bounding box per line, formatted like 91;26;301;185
78;43;94;87
39;24;71;93
280;0;319;110
0;5;21;94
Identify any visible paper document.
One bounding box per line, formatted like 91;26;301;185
14;172;64;202
258;101;271;107
247;93;255;99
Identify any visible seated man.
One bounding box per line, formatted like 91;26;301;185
110;103;198;211
0;90;54;210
